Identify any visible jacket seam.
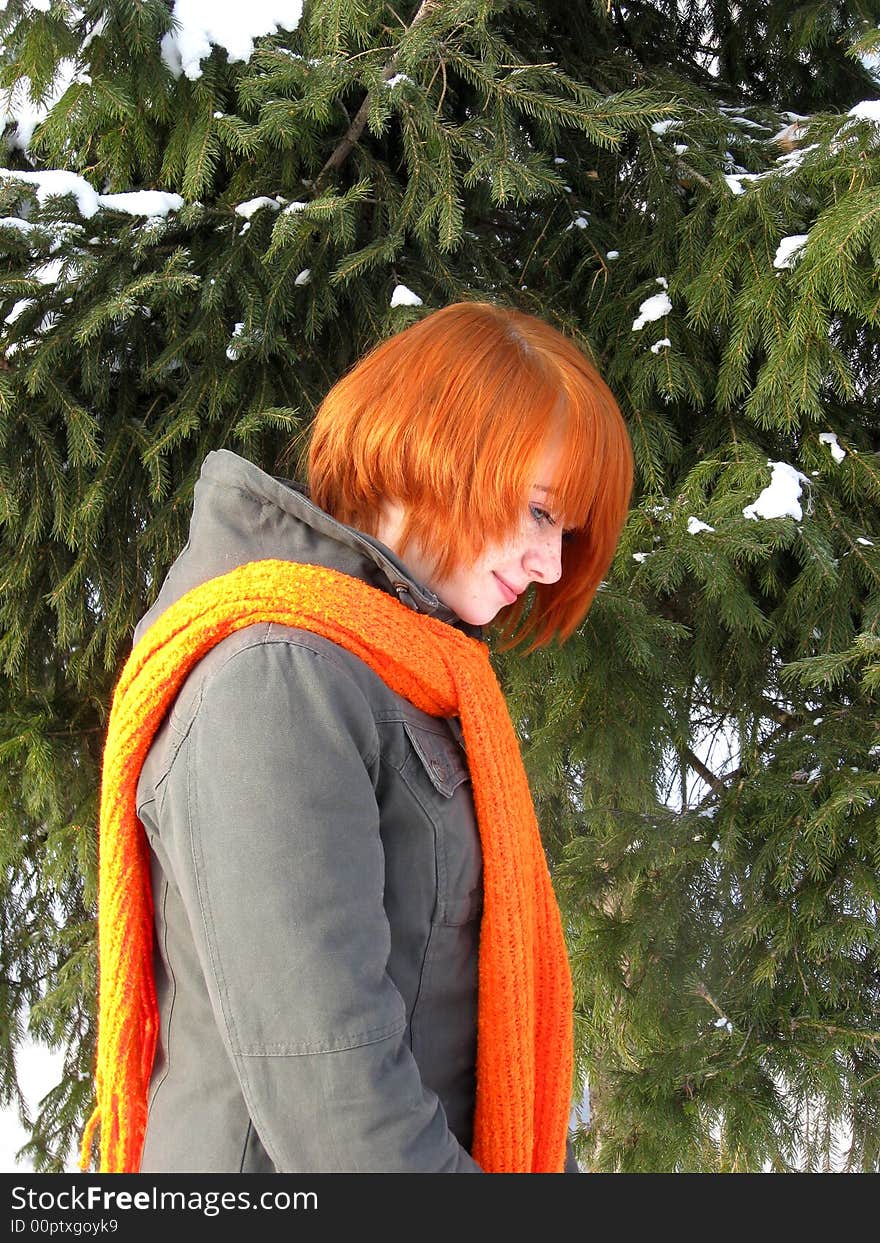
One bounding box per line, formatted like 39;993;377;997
316;1052;348;1172
236;1018;406;1057
186;731;242;1058
373;708;467;748
185;726;289;1154
238;1121;252;1174
146;879;175;1112
167;681;203;741
138;691;202;824
409;921;437;1065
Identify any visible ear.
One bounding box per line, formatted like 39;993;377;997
374;498;407;552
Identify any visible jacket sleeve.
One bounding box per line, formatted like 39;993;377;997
163;633;483;1173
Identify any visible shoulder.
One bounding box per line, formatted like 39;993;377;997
164;621;401;748
136;622;394;828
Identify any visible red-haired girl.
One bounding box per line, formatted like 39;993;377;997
83;301;633;1175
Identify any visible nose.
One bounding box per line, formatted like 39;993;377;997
523;525;564;584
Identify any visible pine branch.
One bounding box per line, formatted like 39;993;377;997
684;746;727;795
313;0;441;192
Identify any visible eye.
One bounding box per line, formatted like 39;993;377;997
530;504;576;544
529;503;555;527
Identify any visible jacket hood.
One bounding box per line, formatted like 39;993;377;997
134;449;482;645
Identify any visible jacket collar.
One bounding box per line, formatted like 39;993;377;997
198;451;482;638
274;473;464;626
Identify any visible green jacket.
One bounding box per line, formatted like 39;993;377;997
134;449;577;1172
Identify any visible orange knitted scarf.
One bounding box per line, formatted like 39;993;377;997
80;559;574;1174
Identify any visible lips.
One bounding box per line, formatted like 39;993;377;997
494;573;519;604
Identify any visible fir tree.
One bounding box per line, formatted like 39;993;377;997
0;0;878;1171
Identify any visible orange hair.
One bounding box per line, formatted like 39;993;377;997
305;301;633;649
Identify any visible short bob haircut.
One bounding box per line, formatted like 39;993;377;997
305;301;633;650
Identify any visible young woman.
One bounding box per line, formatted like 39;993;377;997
82;301;633;1174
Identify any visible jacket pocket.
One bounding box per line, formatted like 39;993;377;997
402;720;470;798
400;720;482;927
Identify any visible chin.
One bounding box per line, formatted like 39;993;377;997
455;602;504;627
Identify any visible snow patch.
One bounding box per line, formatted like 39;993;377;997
0;169;101;218
721;113;768;130
818;432;845;463
160;1;306;80
773;234;808;270
99;191;184;217
687;517;715;534
1;60;89;153
4;299;34;325
632;291;672;331
847;100;880;123
234;196;283;220
390;284;422;308
226;321;245;360
775;143;819;173
743;461;811;522
0;171;183;220
0;217;36;235
31;258;64;284
724;172;763;195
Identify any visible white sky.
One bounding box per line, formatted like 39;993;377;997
0;1039;72;1172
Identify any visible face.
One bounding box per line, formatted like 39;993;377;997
376;437;572;626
